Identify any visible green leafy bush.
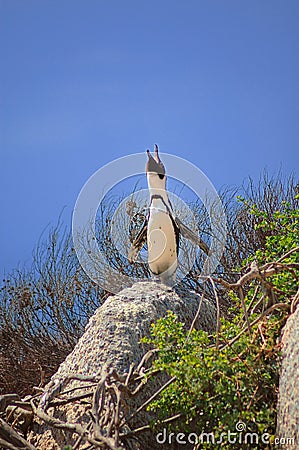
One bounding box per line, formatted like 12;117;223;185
142;197;299;449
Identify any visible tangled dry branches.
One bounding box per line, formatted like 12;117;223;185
0;247;298;450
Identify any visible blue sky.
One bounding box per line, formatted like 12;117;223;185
1;0;299;275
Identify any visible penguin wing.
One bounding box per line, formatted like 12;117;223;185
128;220;148;263
174;216;210;256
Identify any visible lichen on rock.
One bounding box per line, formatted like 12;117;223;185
277;304;299;448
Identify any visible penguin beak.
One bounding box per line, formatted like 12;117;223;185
154;144;161;163
146;145;165;176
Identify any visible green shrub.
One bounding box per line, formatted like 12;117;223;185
142;197;299;449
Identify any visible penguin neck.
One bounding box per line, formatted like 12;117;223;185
149;187;172;213
147;173;172;213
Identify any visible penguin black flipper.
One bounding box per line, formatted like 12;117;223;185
128;220;148;263
174;216;210;256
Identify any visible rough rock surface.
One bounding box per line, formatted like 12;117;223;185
277;305;299;448
28;281;216;450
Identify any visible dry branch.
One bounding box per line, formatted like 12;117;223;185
21;281;216;450
2;247;298;450
0;418;37;450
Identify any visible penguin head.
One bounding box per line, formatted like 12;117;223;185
146;145;166;189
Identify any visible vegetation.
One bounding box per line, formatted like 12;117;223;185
142;193;299;448
0;175;299;450
0;224;104;395
0;172;298;449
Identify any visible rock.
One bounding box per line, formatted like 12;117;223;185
277;304;299;448
28;281;216;450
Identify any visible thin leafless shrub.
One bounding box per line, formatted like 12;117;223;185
0;223;106;395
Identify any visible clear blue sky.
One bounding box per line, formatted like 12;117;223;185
1;0;299;275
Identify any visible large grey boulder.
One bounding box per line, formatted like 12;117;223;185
28;281;216;450
277;304;299;448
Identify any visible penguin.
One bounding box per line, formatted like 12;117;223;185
128;145;210;283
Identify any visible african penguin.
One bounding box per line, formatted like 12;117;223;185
128;145;210;284
145;145;179;283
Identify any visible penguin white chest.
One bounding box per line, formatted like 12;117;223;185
147;207;178;276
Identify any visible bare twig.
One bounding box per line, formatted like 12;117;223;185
221;303;290;351
239;286;252;336
212;258;299;291
275;246;299;263
72;420;93;450
0;418;37;450
30;399;120;450
124;363;135;386
0;394;20;413
120;411;185;438
291;287;299;314
113;386;122;445
135;349;159;375
246;283;261;314
251;293;266;315
50;391;93;407
0;438;22;450
121;376;176;427
184;284;206;343
40;371;103;410
92;371;107;436
208;278;221;348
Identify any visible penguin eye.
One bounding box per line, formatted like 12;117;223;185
158;174;165;180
